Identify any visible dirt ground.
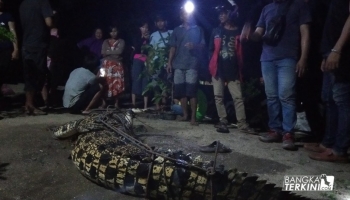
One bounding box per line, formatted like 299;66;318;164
0;85;350;200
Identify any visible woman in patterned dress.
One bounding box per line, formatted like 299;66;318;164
100;26;125;108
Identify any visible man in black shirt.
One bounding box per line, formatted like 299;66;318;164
0;0;19;98
306;0;350;163
209;3;255;134
19;0;53;114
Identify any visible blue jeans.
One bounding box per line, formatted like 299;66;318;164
261;58;297;134
321;72;350;155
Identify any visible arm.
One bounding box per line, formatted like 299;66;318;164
104;40;125;56
296;24;310;77
42;0;53;28
249;27;264;41
167;47;176;73
101;40;108;57
8;21;18;59
325;9;350;70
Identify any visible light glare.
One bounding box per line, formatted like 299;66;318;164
184;1;195;13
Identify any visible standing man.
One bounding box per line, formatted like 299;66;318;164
19;0;53;114
167;2;205;126
249;0;311;150
305;0;350;163
209;3;255;134
150;14;173;50
0;0;19;98
150;14;173;110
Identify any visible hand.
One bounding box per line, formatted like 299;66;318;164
166;63;172;74
296;59;307;77
184;42;194;50
11;50;19;60
240;23;251;42
259;77;264;84
143;32;150;39
325;52;340;71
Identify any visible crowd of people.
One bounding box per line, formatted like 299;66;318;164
0;0;349;163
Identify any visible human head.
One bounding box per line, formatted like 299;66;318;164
83;53;100;72
108;26;118;39
216;2;238;25
154;15;167;31
94;28;103;40
138;20;149;35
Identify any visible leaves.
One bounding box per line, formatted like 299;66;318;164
141;43;171;104
0;26;14;42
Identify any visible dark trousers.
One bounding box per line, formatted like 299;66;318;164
321;72;350;155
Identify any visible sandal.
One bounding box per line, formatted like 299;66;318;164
199;141;232;153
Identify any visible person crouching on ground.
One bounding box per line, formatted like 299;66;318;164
63;54;106;114
209;3;256;134
167;5;205;126
100;25;125;108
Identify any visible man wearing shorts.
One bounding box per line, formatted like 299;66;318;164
19;0;53;114
63;54;106;114
167;6;205;125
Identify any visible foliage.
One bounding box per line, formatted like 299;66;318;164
241;78;262;103
0;26;14;42
141;40;171;104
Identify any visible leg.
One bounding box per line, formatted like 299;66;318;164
276;58;297;134
308;74;350;162
261;61;282;132
227;80;256;134
276;58;297;150
332;80;350;155
180;97;188;120
227;80;246;127
212;77;227;123
132;94;136;107
321;72;337;148
131;59;143;107
185;69;198;125
114;96;119;109
71;83;101;114
143;96;148;109
190;97;198;125
174;69;187;121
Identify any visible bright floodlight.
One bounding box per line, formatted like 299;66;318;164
184;1;195;13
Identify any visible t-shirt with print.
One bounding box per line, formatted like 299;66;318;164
150;30;173;49
19;0;53;49
63;67;97;108
0;12;14;50
217;28;240;81
169;25;205;70
256;0;312;61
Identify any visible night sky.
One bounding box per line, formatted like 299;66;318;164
4;0;256;43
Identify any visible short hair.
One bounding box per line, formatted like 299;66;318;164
83;53;100;72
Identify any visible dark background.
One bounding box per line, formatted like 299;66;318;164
3;0;257;44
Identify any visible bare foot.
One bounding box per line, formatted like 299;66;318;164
177;115;188;121
190;120;199;126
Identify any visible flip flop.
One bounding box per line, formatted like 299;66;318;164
199;141;232;153
81;110;92;115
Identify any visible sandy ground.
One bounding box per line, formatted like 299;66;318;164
0;84;349;200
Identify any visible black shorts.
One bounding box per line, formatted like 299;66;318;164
22;47;48;92
70;83;100;114
0;49;13;85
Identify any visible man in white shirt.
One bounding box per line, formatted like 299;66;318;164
150;15;173;49
149;14;173;110
63;54;106;114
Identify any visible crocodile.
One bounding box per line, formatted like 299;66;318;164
52;110;312;200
